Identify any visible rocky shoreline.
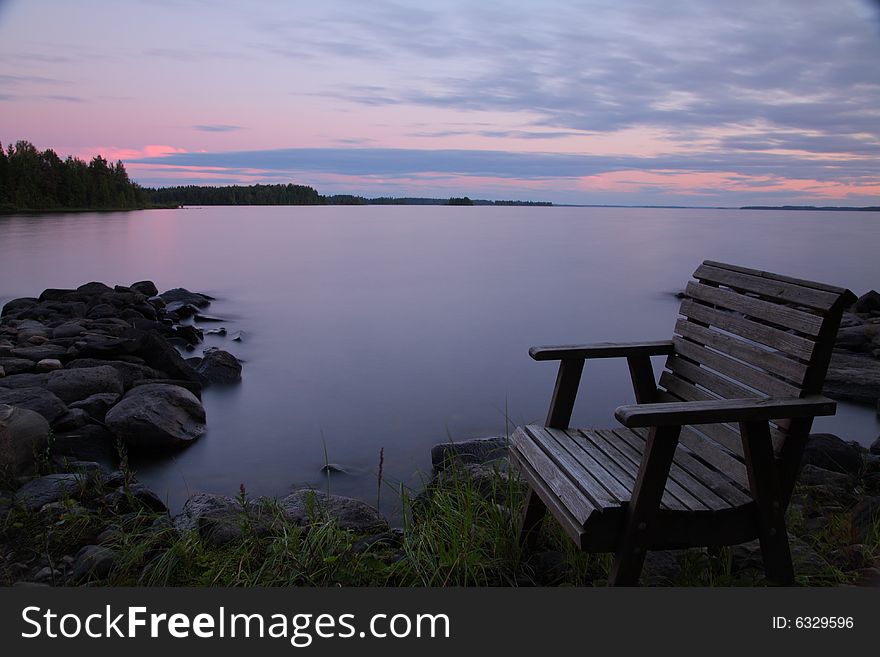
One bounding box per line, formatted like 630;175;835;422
1;283;879;586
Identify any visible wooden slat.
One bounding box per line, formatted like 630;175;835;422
582;429;691;511
703;261;850;296
676;427;751;491
666;355;759;401
540;427;631;504
603;428;731;511
511;428;595;525
694;263;840;312
685;281;824;336
530;341;674;361
524;426;618;509
674;319;808;385
679;299;816;361
673;336;802;398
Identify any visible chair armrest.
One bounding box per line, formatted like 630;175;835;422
615;395;836;428
529;340;674;361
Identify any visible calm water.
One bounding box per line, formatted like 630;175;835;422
1;206;878;514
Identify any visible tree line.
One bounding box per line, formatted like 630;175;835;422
0;140;147;211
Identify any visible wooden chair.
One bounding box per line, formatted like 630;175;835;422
510;261;855;585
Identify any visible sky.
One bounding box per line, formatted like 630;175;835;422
1;0;880;206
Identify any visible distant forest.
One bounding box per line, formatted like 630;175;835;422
0;139;553;211
0;140;147;211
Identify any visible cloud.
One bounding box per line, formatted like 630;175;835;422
191;124;245;132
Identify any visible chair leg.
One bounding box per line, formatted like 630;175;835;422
520;488;547;551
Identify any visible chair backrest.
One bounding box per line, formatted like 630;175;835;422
658;261;856;491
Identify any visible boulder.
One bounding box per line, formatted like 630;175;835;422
280;490;388;533
801;433;864;476
66;358;164;389
35;358;63;372
431;435;508;472
101;483;167;513
10;344;68;362
135;332;200;382
835;325;879;352
69;392;120;422
70;545;117;582
0;404;50;477
105;383;206;449
853;290;880;315
823;350;880;404
52;408;92;432
796;464;853;491
46;366;124;404
172;492;257;546
130;378;202;399
159;288;213;308
0;387;68;423
51;425;119;464
870;436;880;456
0;372;49;389
14;473;85;511
195;348;242;384
51;322;86;339
130;281;159;297
0;357;36;375
1;297;39;318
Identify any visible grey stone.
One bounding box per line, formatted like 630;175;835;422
52;425;119;464
431;435;508;472
0;372;49;389
105;384;206;449
35;358;63;372
0;386;68;423
69;392;120;422
46;366;125;404
159;288;213;308
52;322;86;339
195;348;241;384
280;490;388;533
10;344;68;362
0;358;35;375
102;483;168;513
52;408;92;432
70;545;117;582
824;350;880;404
801;433;864;475
797;464;853;490
66;358;164;389
853;290;880;314
173;493;242;535
14;473;84;511
130;281;159;297
0;404;50;477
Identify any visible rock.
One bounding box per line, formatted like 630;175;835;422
280;490;388;533
433;461;516;503
66;358;164;389
194;348;241;384
52;322;86;339
173;493;241;534
0;372;49;389
230;331;244;342
14;473;84;511
105;383;206;449
0;387;68;423
824;350;880;404
870;436;880;456
829;545;871;571
159;288;213;308
1;297;39;317
135;331;200;382
0;404;50;477
0;366;4;378
796;464;853;490
70;545;117;582
0;357;36;375
320;463;352;474
129;378;202;399
69;392;120;422
26;335;49;345
206;327;227;336
101;483;168;513
835;325;879;352
194;314;225;323
130;281;159;297
801;433;864;475
51;425;119;464
10;344;68;362
35;358;63;372
164;301;201;319
849;496;880;544
77;282;114;295
172;324;203;345
51;408;92;432
853;290;880;315
431;435;508;472
46;366;125;404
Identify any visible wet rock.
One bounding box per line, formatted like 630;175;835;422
46;366;125;404
105;383;206;449
194;348;241;384
801;433;864;476
69;392;120;422
135;331;200;382
159;288;213;308
824;350;880;404
14;473;84;511
52;425;119;464
0;387;68;423
206;327;227;336
853;290;880;315
130;281;159;297
431;435;508;472
0;404;50;477
320;463;352;474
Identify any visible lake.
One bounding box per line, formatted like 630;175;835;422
1;206;878;515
